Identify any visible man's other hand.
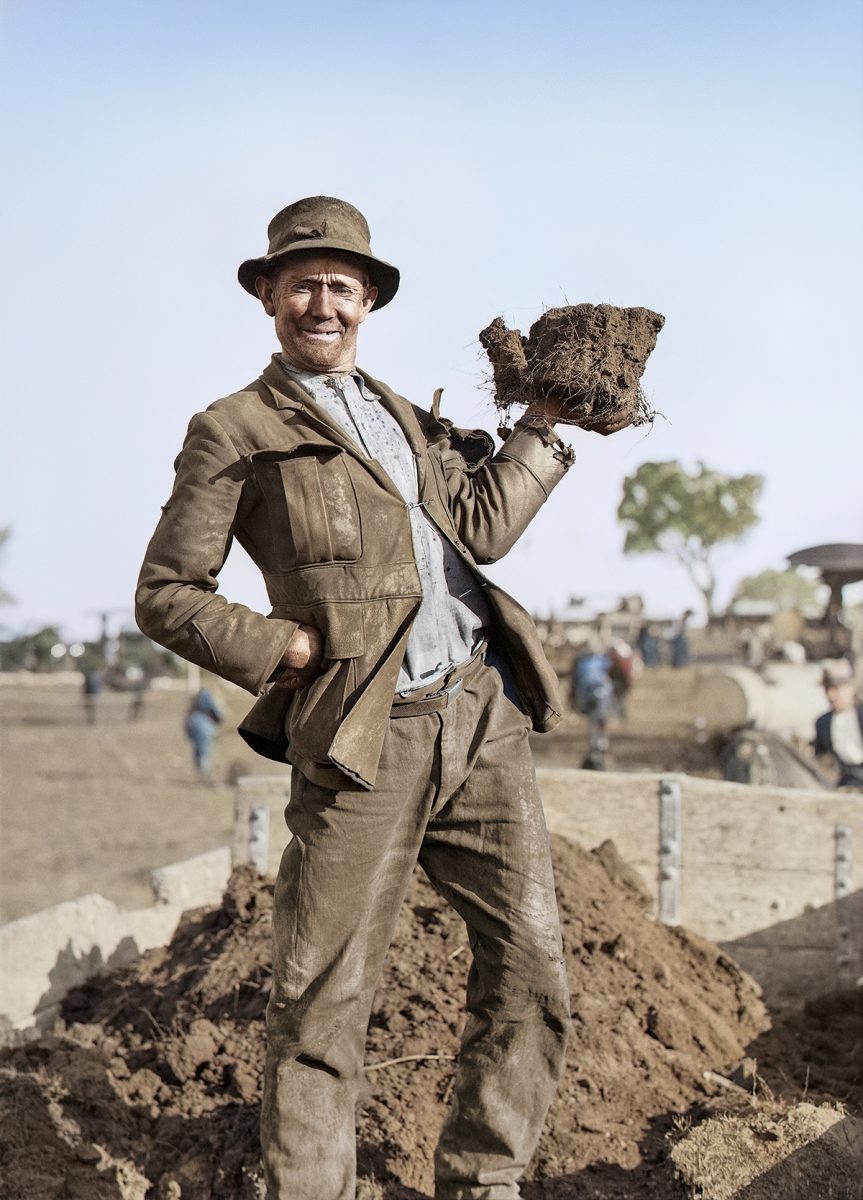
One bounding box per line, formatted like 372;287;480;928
522;396;634;435
522;397;569;426
273;624;327;690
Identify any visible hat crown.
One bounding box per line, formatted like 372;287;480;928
267;196;373;258
822;659;854;687
238;195;399;310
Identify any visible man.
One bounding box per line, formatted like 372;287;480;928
183;686;223;783
569;643;614;770
137;196;591;1199
814;659;863;790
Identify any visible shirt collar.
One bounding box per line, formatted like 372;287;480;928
280;357;378;401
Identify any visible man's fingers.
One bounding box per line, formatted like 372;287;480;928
592;414;634;436
273;657;330;691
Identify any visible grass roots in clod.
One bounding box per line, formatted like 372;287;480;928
480;303;664;435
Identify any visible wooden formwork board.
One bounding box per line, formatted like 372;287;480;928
536;767;863;1004
233;767;862;1004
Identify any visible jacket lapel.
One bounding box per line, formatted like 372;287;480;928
259;356;406;502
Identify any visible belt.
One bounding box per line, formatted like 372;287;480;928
390;644;487;719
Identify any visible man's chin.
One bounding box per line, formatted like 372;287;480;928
284;338;351;373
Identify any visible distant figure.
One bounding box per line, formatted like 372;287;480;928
184;688;224;783
81;668;102;725
607;638;635;719
827;621;855;666
128;666;150;721
780;639;806;665
637;622;661;668
739;625;768;669
813;660;863;790
670;609;694;669
570;649;614;769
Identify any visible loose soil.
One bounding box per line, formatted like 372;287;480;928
2;838;859;1198
480;305;664;434
2;836;769;1199
3;674;860;1196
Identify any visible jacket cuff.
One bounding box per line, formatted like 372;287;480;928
496;423;575;495
255;620;302;694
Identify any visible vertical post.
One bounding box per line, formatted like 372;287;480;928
658;776;682;926
186;661;201;694
248;803;270;875
835;823;853;984
232;786;248;867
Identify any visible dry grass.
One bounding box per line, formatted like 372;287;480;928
670;1101;863;1199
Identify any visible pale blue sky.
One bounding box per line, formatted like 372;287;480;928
2;0;861;639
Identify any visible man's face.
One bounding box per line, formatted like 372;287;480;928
825;681;855;713
255;253;377;373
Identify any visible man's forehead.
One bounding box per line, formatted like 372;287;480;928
275;253;369;284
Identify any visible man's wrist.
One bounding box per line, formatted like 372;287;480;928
507;409;576;468
515;409;557;432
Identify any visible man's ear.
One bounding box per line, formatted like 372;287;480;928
254;274;276;317
360;285;378;320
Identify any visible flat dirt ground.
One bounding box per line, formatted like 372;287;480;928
0;666;714;923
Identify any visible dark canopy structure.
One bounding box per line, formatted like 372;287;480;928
787;543;863;584
787;543;863;637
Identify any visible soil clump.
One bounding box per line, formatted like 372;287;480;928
1;833;854;1199
670;1101;863;1199
480;304;664;435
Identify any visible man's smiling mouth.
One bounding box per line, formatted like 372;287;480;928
301;329;341;340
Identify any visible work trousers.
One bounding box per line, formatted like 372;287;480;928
261;659;572;1200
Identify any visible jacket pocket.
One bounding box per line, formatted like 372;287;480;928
251;446;363;571
269;601;365;661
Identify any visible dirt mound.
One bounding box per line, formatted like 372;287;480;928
1;835;772;1198
480;304;664;435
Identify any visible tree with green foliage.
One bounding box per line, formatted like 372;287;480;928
0;625;63;672
733;567;821;612
617;461;763;618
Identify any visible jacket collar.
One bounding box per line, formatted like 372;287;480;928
258;354;428;498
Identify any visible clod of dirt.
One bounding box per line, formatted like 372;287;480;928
670;1101;863;1199
480;304;664;434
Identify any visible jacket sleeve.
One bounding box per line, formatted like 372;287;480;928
135;411;298;695
437;420;575;564
812;712;832;758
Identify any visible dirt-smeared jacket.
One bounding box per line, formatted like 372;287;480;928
135;357;573;789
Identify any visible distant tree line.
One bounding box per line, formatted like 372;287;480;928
0;627;182;676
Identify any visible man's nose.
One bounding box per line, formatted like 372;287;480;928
310;284;336;319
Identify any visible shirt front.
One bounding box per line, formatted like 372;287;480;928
831;707;863;766
281;361;491;692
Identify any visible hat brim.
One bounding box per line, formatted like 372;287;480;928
237;239;399;312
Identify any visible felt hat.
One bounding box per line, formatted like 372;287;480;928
237;196;399;311
821;658;854;687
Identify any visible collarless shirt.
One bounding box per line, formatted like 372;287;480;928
281;360;491;692
831;707;863;766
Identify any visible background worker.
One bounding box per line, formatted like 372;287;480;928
814;659;863;790
183;686;223;783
